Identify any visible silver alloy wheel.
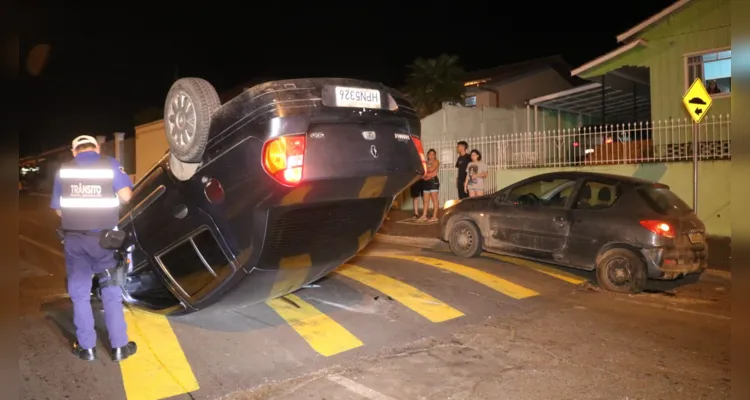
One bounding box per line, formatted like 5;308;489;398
454;226;473;251
166;91;197;149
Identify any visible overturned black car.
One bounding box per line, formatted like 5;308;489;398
103;77;425;315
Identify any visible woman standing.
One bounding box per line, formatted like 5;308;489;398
420;149;440;222
408;179;424;218
464;149;488;197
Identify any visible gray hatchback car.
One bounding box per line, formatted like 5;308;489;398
439;171;708;294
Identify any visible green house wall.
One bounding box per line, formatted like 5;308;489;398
581;0;731;121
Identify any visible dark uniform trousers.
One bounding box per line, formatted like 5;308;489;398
65;232;128;350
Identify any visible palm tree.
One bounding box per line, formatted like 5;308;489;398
404;54;466;118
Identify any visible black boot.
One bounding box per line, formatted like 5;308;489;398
111;341;137;362
72;341;96;361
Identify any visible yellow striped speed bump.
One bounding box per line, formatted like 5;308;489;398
336;264;464;323
120;307;199;400
266;294;363;357
365;252;539;300
480;253;587;285
429;248;588;285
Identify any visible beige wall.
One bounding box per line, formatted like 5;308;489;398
473;91;497;108
420;105;529;143
420;105;583;143
470;68;575;110
134;120;168;182
496;68;575;109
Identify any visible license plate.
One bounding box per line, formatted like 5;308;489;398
688;232;704;243
334;86;381;109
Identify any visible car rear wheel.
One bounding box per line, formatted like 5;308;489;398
595;248;647;294
163;77;221;163
448;220;483;258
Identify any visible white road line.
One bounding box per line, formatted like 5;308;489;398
614;297;730;321
19;217;53;229
327;375;398;400
19;259;52;278
18;234;64;258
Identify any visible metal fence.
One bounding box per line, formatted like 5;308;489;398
423;114;731;205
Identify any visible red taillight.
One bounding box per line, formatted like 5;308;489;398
262;134;306;186
410;136;427;173
640;220;675;238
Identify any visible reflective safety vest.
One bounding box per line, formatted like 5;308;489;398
59;157;120;231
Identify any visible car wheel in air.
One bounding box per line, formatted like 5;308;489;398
163;77;221;163
595;248;647;294
448;220;483;258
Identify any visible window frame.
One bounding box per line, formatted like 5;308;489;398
499;176;580;210
572;179;623;210
683;47;732;99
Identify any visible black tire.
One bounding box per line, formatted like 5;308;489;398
595;248;647;294
448;219;483;258
163;77;221;163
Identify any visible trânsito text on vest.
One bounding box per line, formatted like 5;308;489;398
70;183;103;196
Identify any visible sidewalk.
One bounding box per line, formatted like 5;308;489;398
378;209;441;239
377;209;731;279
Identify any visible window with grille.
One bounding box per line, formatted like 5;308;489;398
686;49;731;95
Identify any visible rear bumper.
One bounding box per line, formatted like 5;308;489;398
641;245;709;280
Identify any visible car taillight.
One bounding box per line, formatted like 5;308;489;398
262;134;306;186
639;220;675;238
410;136;427;173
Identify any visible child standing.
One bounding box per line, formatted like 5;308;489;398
464;149;488;197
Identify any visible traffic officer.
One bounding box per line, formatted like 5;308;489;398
50;135;138;362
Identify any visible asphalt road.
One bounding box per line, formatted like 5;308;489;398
19;194;731;400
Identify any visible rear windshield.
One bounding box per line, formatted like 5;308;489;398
638;186;692;216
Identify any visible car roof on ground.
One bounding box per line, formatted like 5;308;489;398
526;171;659;185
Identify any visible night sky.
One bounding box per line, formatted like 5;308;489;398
20;1;676;157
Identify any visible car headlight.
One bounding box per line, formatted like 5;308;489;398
444;199;461;209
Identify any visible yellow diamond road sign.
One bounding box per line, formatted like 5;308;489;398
682;78;713;124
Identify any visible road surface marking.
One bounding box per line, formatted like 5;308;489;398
328;375;397;400
614;297;731;321
336;264;464;323
366;252;539;299
19;259;52;278
18;234;64;258
429;248;588;285
20;217;53;229
267;293;363;356
120;306;199;400
480;253;588;285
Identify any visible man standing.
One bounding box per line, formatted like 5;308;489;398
455;141;471;199
51;135;137;362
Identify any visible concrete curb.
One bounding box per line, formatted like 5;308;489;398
373;233;446;250
372;233;731;281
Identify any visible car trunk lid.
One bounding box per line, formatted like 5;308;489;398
303;121;424;181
